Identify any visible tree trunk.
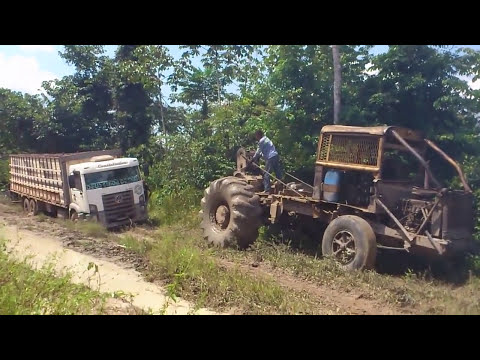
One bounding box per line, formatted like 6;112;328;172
216;73;221;103
159;88;166;136
332;45;342;125
157;69;167;149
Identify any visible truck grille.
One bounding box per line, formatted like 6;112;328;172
102;190;135;223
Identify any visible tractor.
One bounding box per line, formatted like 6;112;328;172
199;125;474;271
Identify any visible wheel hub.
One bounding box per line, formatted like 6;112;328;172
215;205;230;229
332;230;356;265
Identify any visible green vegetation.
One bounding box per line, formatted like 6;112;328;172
1;45;479;239
3;188;480;314
148;186;201;227
118;234;151;255
0;235;107;315
144;221;331;314
62;219;109;239
99;204;480;314
2;45;480;314
218;233;480;315
0;159;8;191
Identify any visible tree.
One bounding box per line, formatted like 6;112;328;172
363;45;480;185
37;45;116;152
170;45;262;107
332;45;342;124
173;67;223;120
249;45;372;179
0;89;47;154
113;45;173;151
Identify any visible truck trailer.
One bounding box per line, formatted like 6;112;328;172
8;150;147;228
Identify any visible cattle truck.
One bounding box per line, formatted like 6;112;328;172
8;150;148;228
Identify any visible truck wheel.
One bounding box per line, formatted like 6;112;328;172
70;210;79;223
322;215;377;271
23;198;31;214
30;199;38;216
200;176;262;249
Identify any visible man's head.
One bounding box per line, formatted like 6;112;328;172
255;130;264;141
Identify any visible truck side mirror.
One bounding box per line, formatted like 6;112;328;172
68;175;75;189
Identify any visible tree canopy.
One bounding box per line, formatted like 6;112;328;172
1;45;480;226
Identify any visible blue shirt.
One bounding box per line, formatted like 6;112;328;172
254;136;278;161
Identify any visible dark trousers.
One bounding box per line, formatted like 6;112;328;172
264;155;282;191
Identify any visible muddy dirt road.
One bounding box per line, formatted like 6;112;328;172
0;200;416;315
0;202;218;315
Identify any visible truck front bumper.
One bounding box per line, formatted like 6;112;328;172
96;204;148;228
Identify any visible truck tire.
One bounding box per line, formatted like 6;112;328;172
30;199;38;216
322;215;377;271
23;198;31;214
200;176;262;249
70;210;79;222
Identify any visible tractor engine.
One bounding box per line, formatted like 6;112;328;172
399;191;473;248
401;199;429;233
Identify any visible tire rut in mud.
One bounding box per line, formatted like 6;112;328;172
216;257;409;315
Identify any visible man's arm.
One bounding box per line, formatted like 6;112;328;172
252;147;262;162
252;137;264;162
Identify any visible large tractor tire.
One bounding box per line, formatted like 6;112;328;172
322;215;377;271
200;177;262;249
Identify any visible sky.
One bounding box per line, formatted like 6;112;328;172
1;45;479;98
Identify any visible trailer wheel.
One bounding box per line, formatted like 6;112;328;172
322;215;377;271
23;198;31;214
30;199;38;216
200;176;262;249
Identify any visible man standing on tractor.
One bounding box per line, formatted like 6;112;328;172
250;130;283;194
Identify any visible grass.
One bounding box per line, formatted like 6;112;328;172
0;195;10;205
214;226;480;315
0;194;20;210
0;158;9;192
143;199;480;314
144;222;333;314
118;234;152;255
6;191;480;315
63;219;109;239
0;234;108;315
148;188;201;227
36;213;49;223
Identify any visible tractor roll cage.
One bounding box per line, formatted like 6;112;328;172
316;125;471;193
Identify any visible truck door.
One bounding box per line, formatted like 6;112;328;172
68;171;88;212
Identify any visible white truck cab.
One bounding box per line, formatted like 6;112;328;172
68;155;147;227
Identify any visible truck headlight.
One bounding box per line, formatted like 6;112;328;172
135;184;143;195
139;195;145;205
89;204;98;214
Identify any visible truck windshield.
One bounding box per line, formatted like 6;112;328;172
84;166;141;190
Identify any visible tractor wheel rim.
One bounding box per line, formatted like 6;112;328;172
214;205;230;230
332;230;356;265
